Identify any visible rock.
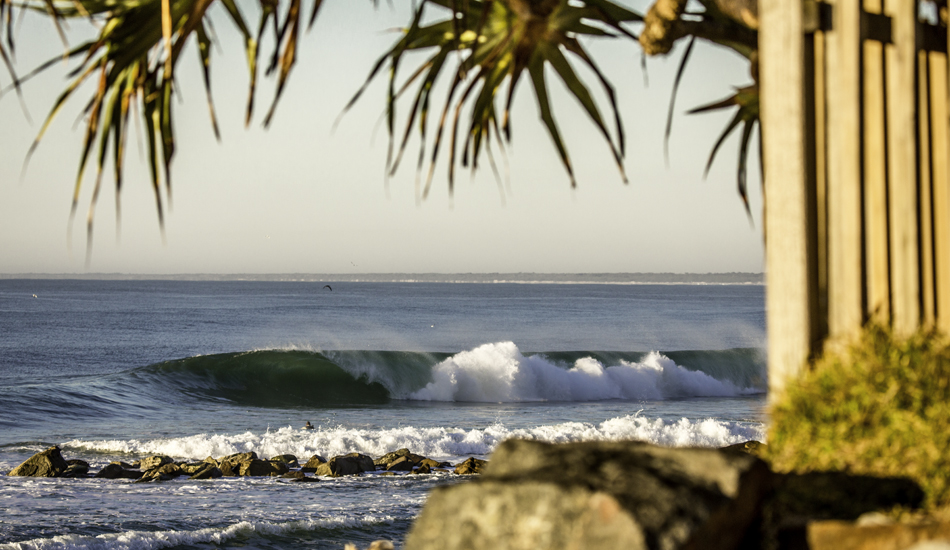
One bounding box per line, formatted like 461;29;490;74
187;465;222;480
136;463;183;483
453;457;488;475
238;459;289;477
374;448;425;469
316;453;375;477
62;463;90;478
219;461;239;477
344;541;394;550
407;439;772;550
418;458;445;469
280;471;319;482
410;464;432;475
721;440;766;455
300;455;328;472
8;446;69;477
95;463;143;480
808;520;950;550
270;454;299;468
138;455;174;471
221;451;258;464
179;462;210;475
386;456;416;472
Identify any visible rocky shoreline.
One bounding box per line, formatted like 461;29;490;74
5;446;488;482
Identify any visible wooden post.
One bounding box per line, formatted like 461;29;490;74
826;0;866;344
864;0;891;322
931;51;950;331
920;52;936;326
886;0;920;335
761;0;817;397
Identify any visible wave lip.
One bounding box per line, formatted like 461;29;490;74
405;342;763;402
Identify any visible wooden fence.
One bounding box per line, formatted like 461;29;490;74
760;0;950;395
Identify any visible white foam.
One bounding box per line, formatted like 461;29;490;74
405;342;760;402
0;516;393;550
63;414;764;464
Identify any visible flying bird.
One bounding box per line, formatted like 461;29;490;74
323;285;332;291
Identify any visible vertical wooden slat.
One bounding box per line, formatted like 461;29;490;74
930;51;950;331
827;0;866;342
761;0;817;397
815;30;830;341
919;52;936;326
864;0;891;322
885;0;920;335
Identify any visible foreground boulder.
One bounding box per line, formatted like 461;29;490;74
8;446;69;477
407;439;772;550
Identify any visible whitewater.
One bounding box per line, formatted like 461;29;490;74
0;278;767;549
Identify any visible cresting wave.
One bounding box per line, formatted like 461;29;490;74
131;342;765;407
63;414;766;462
0;516;395;550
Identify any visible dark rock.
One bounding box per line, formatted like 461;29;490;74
418;458;444;469
95;463;143;480
238;459;289;477
453;457;488;475
270;454;299;468
179;462;210;475
187;465;222;480
374;448;425;469
67;459;90;468
407;439;772;550
300;455;328;472
62;463;90;478
8;446;69;477
221;451;258;464
136;463;183;483
721;440;766;455
410;464;432;475
386;456;416;472
316;453;375;476
138;455;174;471
112;461;135;469
219;461;238;477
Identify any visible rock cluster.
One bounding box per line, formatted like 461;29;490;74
6;446;484;483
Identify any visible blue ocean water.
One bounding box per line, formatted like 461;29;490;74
0;278;767;549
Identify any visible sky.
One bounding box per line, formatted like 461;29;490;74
0;0;764;275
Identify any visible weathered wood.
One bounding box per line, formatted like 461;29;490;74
919;52;936;326
885;0;921;334
863;0;891;323
930;52;950;331
761;0;816;397
826;0;865;342
814;30;830;341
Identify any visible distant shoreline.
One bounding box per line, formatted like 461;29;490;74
0;272;764;285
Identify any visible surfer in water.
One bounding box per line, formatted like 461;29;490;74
303;421;314;430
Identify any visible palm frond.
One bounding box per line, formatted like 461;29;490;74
346;0;641;196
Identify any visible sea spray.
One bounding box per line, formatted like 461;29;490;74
407;342;762;402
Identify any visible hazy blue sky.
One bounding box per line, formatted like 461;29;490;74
0;1;763;274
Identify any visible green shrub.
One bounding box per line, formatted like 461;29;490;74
767;325;950;508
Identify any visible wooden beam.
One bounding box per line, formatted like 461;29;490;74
761;0;817;397
920;52;936;326
864;0;891;323
827;0;866;342
885;0;920;335
931;51;950;331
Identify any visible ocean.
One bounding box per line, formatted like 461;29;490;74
0;277;768;549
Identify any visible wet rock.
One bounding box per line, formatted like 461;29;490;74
453;457;488;475
136;463;183;483
410;464;432;475
62;463;90;478
270;454;299;468
179;462;210;475
386;456;416;472
375;448;425;469
218;460;239;477
300;455;327;473
187;465;222;480
138;455;174;471
8;446;69;477
418;458;447;469
95;463;143;480
721;440;766;455
280;471;319;482
316;453;375;476
221;452;258;464
238;459;288;477
407;439;772;550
